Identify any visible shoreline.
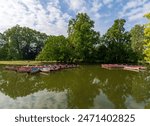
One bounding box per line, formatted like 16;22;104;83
0;61;56;65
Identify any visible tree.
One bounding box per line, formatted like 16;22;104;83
4;25;47;60
36;35;73;62
68;13;100;62
101;19;137;63
0;33;8;60
130;25;144;60
144;13;150;63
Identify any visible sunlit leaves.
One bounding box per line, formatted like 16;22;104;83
4;25;47;60
68;13;100;62
144;13;150;62
130;25;144;60
36;35;73;62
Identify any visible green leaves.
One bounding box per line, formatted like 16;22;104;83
0;33;8;60
0;13;147;63
99;19;137;63
144;13;150;63
68;13;100;62
36;35;73;62
130;25;144;60
4;25;47;60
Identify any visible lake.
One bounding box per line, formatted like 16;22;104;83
0;65;150;109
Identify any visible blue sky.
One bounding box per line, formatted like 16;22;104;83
0;0;149;36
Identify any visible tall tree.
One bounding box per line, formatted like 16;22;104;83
36;35;73;62
0;33;8;60
4;25;47;60
101;19;136;63
144;13;150;62
0;33;5;46
68;13;100;62
130;25;144;60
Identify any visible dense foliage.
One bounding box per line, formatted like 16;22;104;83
0;33;8;60
97;19;137;63
0;13;147;63
144;13;150;63
36;35;73;62
68;13;100;62
130;25;144;60
0;25;47;60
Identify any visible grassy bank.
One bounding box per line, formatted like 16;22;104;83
0;61;56;65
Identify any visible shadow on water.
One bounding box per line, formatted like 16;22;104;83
0;65;150;109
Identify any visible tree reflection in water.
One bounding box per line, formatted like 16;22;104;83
0;65;150;109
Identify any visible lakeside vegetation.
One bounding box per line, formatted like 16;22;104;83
0;61;57;65
0;13;150;64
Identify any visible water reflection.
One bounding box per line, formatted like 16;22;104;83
0;65;150;109
0;90;67;109
97;69;136;108
93;90;115;108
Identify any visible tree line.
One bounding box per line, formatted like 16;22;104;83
0;13;150;63
0;25;48;60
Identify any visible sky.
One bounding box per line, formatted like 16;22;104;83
0;0;150;36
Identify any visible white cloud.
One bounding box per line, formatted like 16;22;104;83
0;90;68;109
102;0;112;8
64;0;103;18
64;0;103;34
119;0;150;22
123;1;138;11
64;0;86;12
0;0;104;36
0;0;70;35
102;0;113;5
91;0;102;13
46;1;71;35
0;0;149;36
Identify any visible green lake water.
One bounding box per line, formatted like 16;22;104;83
0;65;150;109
